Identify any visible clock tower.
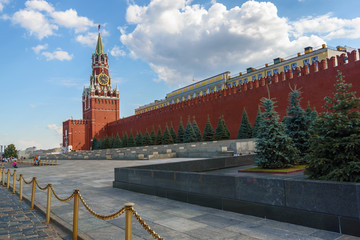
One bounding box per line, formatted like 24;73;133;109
82;25;120;140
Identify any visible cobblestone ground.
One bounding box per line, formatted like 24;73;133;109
0;187;66;240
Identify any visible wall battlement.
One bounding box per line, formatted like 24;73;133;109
106;49;360;139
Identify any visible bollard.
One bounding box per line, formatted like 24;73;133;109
0;167;2;185
73;189;80;240
12;170;16;194
125;202;135;240
7;170;10;190
56;159;58;165
2;167;5;186
46;184;52;224
31;177;36;209
19;174;23;201
21;159;23;168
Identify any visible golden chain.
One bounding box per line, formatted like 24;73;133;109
132;209;164;240
35;180;50;191
16;176;21;181
78;192;126;220
50;185;75;202
23;177;34;185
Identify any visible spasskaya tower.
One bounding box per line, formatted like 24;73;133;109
63;25;119;151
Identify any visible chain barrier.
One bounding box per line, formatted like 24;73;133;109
78;191;126;220
50;185;75;202
132;209;164;240
1;168;165;240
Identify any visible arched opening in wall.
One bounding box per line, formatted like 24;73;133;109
95;90;99;95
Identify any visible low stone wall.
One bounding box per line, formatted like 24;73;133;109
45;139;255;160
113;156;360;237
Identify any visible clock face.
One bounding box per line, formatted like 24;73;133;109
98;73;109;86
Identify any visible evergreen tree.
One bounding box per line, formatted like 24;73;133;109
283;88;311;161
150;126;156;145
122;133;128;147
155;125;163;145
192;120;202;142
252;107;262;138
162;125;174;144
256;97;299;169
135;131;144;146
202;116;215;141
305;103;318;136
223;118;231;139
237;108;253;139
176;119;185;143
112;134;122;148
102;136;112;149
92;137;99;150
98;139;103;149
128;132;136;147
306;71;360;182
169;123;177;142
2;144;18;158
183;120;196;143
143;130;153;146
215;117;230;140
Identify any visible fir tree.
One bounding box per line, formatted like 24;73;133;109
112;134;122;148
92;137;99;150
256;97;299;169
215;117;230;140
162;125;174;144
192;119;202;142
283;88;311;161
183;120;196;143
122;133;128;147
169;123;177;142
202;116;215;141
128;132;136;147
150;126;156;145
237;108;253;139
143;130;153;146
135;131;144;146
154;125;163;145
97;139;103;149
252;107;262;138
176;119;185;143
102;136;112;149
305;103;318;136
306;71;360;182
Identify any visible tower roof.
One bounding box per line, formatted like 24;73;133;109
95;25;104;55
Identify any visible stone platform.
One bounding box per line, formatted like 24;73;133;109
7;159;358;240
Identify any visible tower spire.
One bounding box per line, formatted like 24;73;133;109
95;24;104;55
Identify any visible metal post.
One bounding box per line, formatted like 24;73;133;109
73;189;80;240
31;177;36;209
19;174;23;201
46;184;52;224
12;170;16;194
2;167;5;186
125;202;135;240
56;159;58;165
6;170;10;189
0;167;2;185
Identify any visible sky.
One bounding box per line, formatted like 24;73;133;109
0;0;360;151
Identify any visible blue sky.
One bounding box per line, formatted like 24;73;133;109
1;0;359;150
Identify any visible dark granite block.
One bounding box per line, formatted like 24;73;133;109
188;174;236;198
340;216;360;237
285;179;359;218
188;193;222;209
166;189;188;202
114;168;129;182
235;176;285;206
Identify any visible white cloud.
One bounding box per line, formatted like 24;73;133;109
47;124;62;135
292;14;360;40
75;32;98;47
11;0;96;40
32;43;48;54
25;0;54;13
12;9;58;39
0;0;10;12
120;0;358;87
29;104;37;108
110;45;126;57
51;9;95;33
42;49;73;61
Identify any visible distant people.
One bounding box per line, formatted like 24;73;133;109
34;156;39;166
12;160;18;168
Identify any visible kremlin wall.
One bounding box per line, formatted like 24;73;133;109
63;27;360;151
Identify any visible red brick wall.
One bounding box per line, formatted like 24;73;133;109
63;120;90;150
106;50;360;139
